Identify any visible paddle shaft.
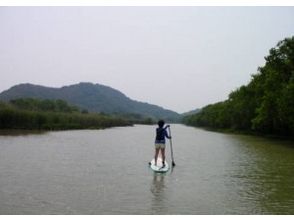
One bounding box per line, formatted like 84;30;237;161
168;126;175;166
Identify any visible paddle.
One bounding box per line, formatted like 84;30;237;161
168;126;176;167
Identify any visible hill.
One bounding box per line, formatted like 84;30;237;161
181;108;201;117
0;82;181;122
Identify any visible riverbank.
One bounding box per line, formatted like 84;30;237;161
0;100;133;130
0;109;132;130
185;124;294;142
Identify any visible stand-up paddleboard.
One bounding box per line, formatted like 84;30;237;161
149;157;169;173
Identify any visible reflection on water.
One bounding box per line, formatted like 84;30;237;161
151;174;166;196
225;135;294;214
150;174;167;214
0;129;46;136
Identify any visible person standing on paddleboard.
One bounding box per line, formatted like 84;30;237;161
154;120;171;167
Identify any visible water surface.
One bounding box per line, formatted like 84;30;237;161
0;125;293;214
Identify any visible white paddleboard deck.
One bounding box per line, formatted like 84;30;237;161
149;157;169;173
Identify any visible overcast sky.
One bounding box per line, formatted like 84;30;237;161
1;7;294;113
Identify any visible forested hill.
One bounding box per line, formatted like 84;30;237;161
183;36;294;137
0;82;180;121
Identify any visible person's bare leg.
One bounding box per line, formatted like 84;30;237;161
155;148;160;166
161;148;166;167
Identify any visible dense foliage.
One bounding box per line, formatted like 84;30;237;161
9;98;80;113
0;99;132;130
183;37;294;137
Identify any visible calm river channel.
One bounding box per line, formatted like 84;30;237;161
0;124;293;214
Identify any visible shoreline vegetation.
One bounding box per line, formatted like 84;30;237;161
183;36;294;140
0;98;154;131
186;125;294;142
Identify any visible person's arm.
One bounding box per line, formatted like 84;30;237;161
164;124;170;130
164;127;171;139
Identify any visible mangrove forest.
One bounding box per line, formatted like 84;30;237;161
0;98;132;130
183;36;294;138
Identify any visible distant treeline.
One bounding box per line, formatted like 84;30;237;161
9;98;80;113
183;36;294;137
0;99;132;130
112;112;155;125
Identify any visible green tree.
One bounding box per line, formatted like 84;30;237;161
183;36;294;137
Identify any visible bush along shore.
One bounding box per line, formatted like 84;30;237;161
0;99;132;130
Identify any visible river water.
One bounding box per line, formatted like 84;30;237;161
0;124;293;214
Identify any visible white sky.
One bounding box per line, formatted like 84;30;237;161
1;6;294;113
